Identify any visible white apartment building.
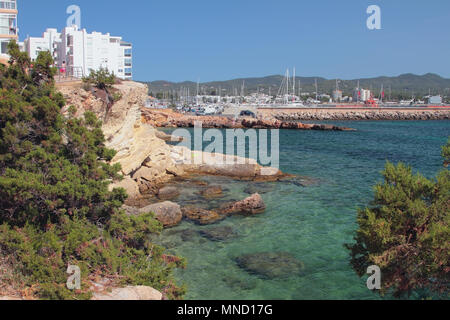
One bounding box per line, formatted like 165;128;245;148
25;25;133;80
24;28;61;60
0;0;18;58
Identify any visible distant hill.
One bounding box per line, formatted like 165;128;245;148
142;73;450;99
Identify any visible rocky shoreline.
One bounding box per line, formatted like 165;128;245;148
42;81;343;300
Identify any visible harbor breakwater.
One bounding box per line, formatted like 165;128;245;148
258;107;450;121
141;108;355;131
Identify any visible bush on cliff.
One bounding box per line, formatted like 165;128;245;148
347;139;449;298
82;67;115;91
0;41;185;300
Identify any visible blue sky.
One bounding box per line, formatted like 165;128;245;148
19;0;450;82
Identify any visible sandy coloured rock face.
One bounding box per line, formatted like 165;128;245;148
109;176;140;200
91;286;162;300
139;201;183;227
219;193;266;215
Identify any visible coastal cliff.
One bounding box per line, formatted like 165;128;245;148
58;81;283;203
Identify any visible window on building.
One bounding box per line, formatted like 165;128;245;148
124;48;132;57
0;1;16;10
1;41;8;54
124;58;132;67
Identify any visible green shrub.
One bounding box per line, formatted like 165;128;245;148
347;139;450;298
82;68;115;90
112;91;123;102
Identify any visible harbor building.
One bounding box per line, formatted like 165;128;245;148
0;0;18;58
332;90;343;102
24;25;133;80
353;88;372;103
428;95;442;105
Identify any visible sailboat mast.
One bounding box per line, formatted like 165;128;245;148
315;78;318;101
293;67;296;100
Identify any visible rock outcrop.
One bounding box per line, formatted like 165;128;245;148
220;193;266;215
59;81;287;203
200;186;223;198
109;176;140;200
91;286;162;300
139;201;183;227
170;146;283;181
182;206;226;225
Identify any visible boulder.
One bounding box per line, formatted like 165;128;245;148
139;201;182;227
200;186;223;198
219;193;266;215
157;186;180;200
259;167;281;177
109;176;140;200
182;206;225;225
121;204;139;215
91;286;162;300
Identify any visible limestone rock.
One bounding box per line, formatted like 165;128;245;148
220;193;266;215
139;201;182;227
91;286;162;300
109;176;140;200
182;206;225;225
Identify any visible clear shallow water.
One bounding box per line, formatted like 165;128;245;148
158;121;449;300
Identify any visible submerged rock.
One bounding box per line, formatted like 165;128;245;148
199;226;238;242
243;183;275;195
182;206;225;225
287;176;320;187
219;193;266;215
223;276;257;291
235;252;304;279
190;179;209;186
200;186;223;198
163;228;198;242
157;186;180;200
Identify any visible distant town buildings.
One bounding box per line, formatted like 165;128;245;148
332;90;343;102
428;95;442;105
0;0;18;58
24;25;133;80
353;88;372;103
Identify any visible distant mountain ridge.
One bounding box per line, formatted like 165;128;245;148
142;73;450;98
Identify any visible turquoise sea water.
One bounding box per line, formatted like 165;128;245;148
158;121;449;300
